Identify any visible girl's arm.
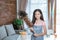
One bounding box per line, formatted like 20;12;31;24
38;22;47;36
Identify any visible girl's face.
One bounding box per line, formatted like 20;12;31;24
35;11;41;19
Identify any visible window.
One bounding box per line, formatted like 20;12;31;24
26;0;48;21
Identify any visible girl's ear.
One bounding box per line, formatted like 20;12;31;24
40;14;42;16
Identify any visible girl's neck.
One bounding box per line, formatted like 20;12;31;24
36;19;41;21
34;19;42;26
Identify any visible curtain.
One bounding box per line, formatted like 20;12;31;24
17;0;28;19
19;0;28;11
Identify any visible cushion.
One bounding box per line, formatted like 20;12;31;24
5;24;16;36
3;34;20;40
0;25;7;40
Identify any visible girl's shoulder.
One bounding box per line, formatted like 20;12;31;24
41;21;46;26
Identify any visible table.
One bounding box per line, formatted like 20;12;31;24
17;35;31;40
17;31;31;40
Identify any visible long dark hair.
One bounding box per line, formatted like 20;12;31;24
32;9;44;24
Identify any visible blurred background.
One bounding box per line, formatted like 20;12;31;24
0;0;60;40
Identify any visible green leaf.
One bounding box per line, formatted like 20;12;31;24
13;19;23;27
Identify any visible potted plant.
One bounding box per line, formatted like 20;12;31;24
13;19;23;30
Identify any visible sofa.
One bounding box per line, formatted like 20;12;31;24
0;24;21;40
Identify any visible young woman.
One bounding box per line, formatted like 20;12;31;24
31;9;47;40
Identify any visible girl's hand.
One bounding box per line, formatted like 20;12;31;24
34;33;39;37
